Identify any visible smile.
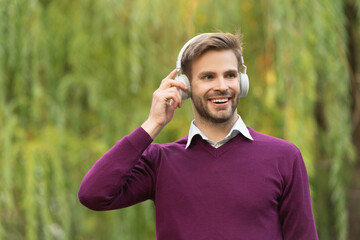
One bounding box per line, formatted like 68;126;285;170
209;97;230;104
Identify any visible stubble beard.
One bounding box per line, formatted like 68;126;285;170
191;90;240;124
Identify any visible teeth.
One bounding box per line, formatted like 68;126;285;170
211;98;228;103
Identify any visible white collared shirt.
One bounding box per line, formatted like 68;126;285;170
185;115;254;149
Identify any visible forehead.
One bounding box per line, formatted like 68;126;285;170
191;50;238;76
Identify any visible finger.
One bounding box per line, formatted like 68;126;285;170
158;87;182;108
160;70;177;88
160;79;188;91
160;69;179;87
166;69;178;79
166;87;183;108
169;99;179;110
170;87;183;108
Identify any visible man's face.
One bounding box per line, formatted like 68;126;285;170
190;49;241;124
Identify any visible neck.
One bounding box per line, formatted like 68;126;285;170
194;114;238;142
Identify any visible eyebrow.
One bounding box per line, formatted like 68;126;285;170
224;69;238;75
197;68;238;77
197;71;215;77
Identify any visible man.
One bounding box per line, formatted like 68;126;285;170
78;32;318;239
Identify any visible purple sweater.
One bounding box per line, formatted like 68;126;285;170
78;127;318;240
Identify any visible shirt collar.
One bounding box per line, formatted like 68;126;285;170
185;114;254;149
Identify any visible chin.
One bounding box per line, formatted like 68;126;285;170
200;109;237;124
210;113;235;123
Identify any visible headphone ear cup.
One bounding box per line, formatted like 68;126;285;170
175;74;191;100
239;73;249;97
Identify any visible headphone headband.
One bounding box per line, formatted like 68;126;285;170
176;34;209;71
176;33;247;75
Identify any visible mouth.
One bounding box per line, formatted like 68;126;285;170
208;97;231;105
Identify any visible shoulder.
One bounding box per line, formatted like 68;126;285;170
247;128;306;179
161;135;188;149
247;127;301;157
144;135;188;156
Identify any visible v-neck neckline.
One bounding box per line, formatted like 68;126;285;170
195;134;242;158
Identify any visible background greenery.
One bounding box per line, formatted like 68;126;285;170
1;0;359;239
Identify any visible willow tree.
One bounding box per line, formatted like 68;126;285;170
0;0;359;239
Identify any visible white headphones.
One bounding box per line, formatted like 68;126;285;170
175;33;249;100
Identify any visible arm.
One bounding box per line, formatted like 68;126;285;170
78;69;187;210
279;148;318;240
78;127;155;210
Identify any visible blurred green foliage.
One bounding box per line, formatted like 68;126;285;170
0;0;359;239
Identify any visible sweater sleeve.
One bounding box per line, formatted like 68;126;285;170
279;147;318;240
78;126;156;211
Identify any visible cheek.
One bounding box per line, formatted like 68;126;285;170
190;82;211;95
230;80;241;92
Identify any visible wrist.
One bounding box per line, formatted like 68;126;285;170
141;118;164;139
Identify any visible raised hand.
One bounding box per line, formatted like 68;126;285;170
141;69;188;139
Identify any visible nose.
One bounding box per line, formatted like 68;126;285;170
214;76;228;91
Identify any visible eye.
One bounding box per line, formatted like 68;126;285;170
225;73;237;78
201;75;214;80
